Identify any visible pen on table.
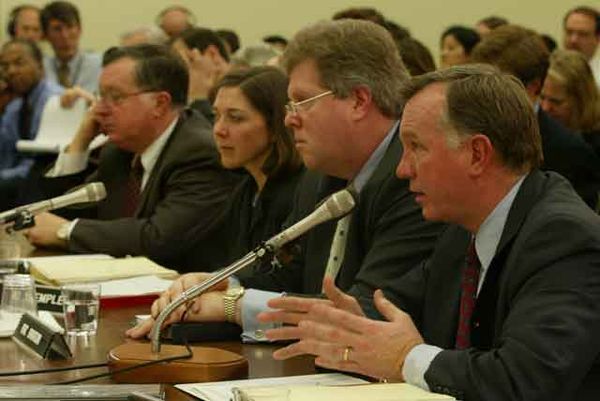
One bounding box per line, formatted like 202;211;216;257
128;391;164;401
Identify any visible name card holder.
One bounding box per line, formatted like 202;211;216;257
12;312;71;359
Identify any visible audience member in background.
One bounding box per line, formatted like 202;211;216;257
472;24;600;209
332;6;386;25
120;26;167;47
172;27;231;123
395;37;436;76
0;40;62;211
475;15;508;37
262;35;287;52
7;4;43;42
24;45;238;271
541;33;558;52
383;19;411;41
182;66;304;275
156;5;195;40
563;6;600;86
541;49;600;156
41;1;101;93
231;44;280;69
261;64;600;401
216;29;241;55
439;26;480;69
128;20;443;342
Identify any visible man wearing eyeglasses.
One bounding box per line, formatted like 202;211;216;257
25;44;239;272
128;20;442;341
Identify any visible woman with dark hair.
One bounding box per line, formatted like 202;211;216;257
439;25;480;69
207;66;304;272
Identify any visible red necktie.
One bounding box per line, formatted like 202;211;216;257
455;237;481;349
122;155;143;217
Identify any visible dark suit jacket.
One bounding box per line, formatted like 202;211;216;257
386;170;600;401
240;133;444;302
46;109;239;271
538;109;600;209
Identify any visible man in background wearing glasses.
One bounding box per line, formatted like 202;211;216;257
25;44;239;272
128;20;443;342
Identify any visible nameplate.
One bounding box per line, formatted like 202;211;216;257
12;312;71;359
36;285;65;314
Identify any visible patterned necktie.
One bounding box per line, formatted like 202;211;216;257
122;155;143;217
57;62;72;88
455;237;481;349
322;213;351;290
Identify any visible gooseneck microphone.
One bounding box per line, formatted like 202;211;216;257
0;182;107;225
149;187;356;353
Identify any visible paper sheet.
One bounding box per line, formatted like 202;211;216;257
100;276;172;298
16;96;107;154
175;373;368;401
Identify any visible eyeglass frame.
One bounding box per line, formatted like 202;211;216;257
95;89;158;106
285;90;333;115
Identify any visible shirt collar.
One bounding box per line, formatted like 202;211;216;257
352;120;399;192
475;174;527;272
139;116;179;178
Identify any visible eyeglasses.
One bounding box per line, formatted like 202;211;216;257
285;90;333;115
95;90;156;106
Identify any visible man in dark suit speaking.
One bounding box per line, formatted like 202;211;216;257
25;45;238;271
262;65;600;401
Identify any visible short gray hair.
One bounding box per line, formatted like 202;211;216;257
120;26;167;46
400;64;542;173
282;19;408;118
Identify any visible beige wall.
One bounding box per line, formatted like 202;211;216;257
0;0;588;65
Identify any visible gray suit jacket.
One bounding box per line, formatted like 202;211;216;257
386;170;600;401
55;109;238;271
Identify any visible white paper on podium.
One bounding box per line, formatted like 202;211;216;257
16;96;107;154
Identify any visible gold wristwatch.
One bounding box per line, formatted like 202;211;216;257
223;286;245;323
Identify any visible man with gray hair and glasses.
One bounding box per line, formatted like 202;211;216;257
128;19;443;340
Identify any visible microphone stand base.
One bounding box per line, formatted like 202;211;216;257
107;342;248;383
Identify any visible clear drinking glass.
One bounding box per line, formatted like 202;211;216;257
0;274;37;318
61;283;101;336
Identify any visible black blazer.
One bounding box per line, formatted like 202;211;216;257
537;109;600;208
45;109;240;271
240;133;444;303
386;170;600;401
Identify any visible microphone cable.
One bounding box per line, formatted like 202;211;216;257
0;361;108;377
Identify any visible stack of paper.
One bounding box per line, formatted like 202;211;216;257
28;255;178;286
175;373;368;401
235;382;456;401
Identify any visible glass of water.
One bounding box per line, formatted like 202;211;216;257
61;283;101;336
0;274;37;318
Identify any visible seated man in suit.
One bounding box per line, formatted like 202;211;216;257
0;39;63;211
470;24;600;209
262;65;600;401
24;44;239;272
127;20;443;340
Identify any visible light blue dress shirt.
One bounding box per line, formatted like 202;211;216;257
43;51;102;93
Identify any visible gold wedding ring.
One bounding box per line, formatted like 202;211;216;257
342;346;352;362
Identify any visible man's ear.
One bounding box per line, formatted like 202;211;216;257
152;91;172;117
467;133;494;176
349;86;372;120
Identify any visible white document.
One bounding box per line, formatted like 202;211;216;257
100;275;172;298
16;96;107;154
175;373;368;401
0;311;62;337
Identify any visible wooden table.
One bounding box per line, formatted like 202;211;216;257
0;242;316;399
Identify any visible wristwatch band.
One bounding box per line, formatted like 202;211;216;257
223;286;245;323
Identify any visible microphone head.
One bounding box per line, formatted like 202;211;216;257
325;188;356;218
85;182;107;202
